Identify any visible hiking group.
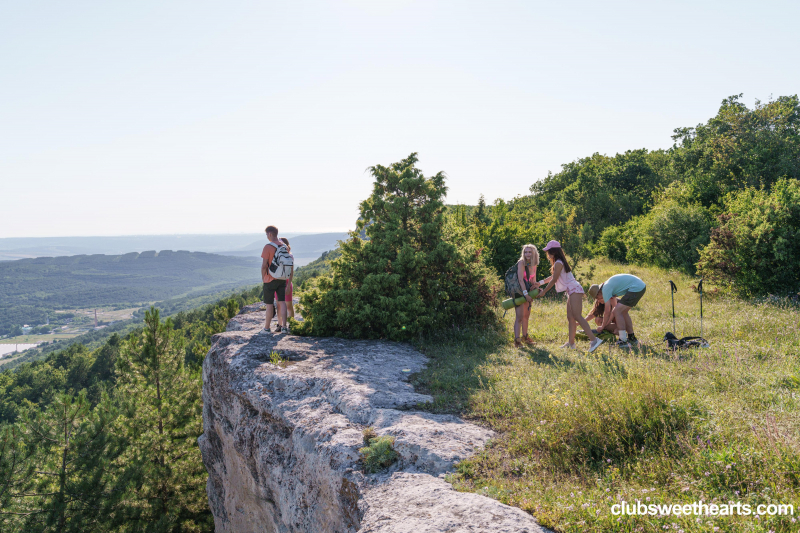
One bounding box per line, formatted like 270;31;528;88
507;240;646;351
260;225;295;334
258;225;647;348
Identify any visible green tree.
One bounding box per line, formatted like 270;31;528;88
111;308;210;532
5;393;117;533
294;153;499;340
87;334;121;405
0;423;37;531
671;94;800;207
697;178;800;296
470;199;523;277
527;149;667;235
473;194;490;225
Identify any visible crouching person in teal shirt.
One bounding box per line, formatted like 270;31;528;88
588;274;646;348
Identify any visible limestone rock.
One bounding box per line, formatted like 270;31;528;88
199;303;551;533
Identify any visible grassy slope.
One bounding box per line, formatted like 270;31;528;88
415;259;800;533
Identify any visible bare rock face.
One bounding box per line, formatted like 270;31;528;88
199;303;550;533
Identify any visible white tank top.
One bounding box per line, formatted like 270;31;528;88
553;260;580;293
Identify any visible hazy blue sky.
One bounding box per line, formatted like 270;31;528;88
1;0;797;237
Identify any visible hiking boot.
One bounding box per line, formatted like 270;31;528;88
616;339;631;349
588;338;604;353
628;333;639;345
514;338;523;348
273;324;282;333
281;326;290;335
522;335;534;345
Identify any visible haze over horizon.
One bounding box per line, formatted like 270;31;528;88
0;232;349;262
2;0;798;238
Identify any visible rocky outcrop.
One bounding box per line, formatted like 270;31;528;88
199;303;550;532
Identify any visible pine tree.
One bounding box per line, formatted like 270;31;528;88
0;422;36;531
110;307;211;532
3;392;118;532
473;194;490;225
294;153;499;340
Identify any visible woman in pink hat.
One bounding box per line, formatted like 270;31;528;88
537;240;603;352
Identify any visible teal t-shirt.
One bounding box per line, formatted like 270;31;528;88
601;274;646;301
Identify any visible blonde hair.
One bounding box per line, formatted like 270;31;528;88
519;244;539;266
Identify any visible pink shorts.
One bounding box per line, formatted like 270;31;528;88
565;283;584;296
274;282;293;302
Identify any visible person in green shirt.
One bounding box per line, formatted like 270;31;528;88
588;274;646;348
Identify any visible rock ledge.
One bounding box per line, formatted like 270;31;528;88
199;303;550;532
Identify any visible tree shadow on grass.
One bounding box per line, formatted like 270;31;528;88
625;341;699;363
519;344;576;369
413;327;584;415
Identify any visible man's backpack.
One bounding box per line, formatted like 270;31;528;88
504;262;529;298
267;242;294;280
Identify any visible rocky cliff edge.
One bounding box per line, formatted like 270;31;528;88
199;303;550;533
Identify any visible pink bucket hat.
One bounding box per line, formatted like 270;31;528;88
542;240;561;251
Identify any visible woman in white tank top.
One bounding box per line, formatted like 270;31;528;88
537;241;603;353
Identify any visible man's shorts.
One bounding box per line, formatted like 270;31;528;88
263;279;287;304
274;281;293;303
618;286;646;308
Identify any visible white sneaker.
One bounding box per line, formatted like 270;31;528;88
588;338;604;353
560;342;576;349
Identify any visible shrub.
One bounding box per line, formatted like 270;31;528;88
359;434;399;473
623;198;712;274
697;178;800;296
596;224;628;263
292;153;500;341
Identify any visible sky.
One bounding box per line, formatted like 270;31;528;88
1;0;798;238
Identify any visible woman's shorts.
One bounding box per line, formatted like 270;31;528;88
274;281;293;303
619;286;646;307
565;284;584;296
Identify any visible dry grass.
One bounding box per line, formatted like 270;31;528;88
416;258;800;532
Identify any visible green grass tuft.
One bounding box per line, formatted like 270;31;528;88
359;434;399;474
269;350;285;366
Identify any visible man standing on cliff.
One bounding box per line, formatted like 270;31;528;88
261;225;293;333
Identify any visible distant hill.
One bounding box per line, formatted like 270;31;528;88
0;234;264;261
220;232;348;264
0;232;348;262
293;248;343;288
0;251;261;336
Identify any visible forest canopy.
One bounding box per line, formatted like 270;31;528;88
451;94;800;296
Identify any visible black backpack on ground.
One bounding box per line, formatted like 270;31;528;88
663;332;708;350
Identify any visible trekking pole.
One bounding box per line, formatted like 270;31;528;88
669;280;678;332
698;278;704;340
